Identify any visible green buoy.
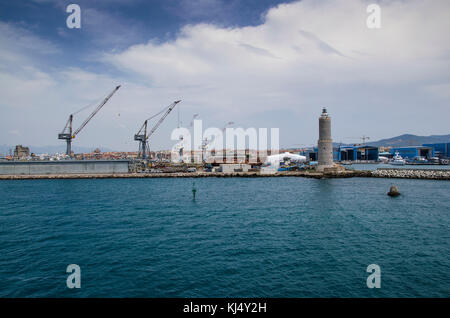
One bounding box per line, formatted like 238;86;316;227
192;182;197;200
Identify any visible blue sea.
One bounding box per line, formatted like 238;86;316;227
0;177;449;297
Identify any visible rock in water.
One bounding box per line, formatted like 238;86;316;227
387;185;400;197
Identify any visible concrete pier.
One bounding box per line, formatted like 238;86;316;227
0;160;130;175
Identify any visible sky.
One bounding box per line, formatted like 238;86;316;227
0;0;449;152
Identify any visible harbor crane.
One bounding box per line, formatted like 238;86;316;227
134;100;181;167
58;85;121;156
361;135;370;145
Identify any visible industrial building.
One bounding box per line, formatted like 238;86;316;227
0;160;130;175
338;145;379;161
423;143;450;158
301;145;377;162
300;147;339;162
389;146;434;159
219;163;251;173
302;148;317;161
13;145;30;160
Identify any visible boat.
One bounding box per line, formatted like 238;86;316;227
378;156;389;163
390;152;406;165
409;156;428;164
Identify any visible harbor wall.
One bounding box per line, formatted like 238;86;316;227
1;169;448;180
0;160;130;175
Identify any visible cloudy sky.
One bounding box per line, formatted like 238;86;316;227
0;0;449;151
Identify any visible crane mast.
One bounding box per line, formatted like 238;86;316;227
58;85;121;156
134;100;181;167
134;120;148;162
59;115;74;155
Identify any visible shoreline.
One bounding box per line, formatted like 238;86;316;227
1;169;449;180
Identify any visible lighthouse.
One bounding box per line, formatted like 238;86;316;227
317;108;334;171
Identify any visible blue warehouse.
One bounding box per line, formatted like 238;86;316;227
389;146;434;159
338;145;379;161
301;146;379;162
422;143;450;158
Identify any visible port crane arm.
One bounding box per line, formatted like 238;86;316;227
146;100;181;140
135;100;181;137
72;85;121;138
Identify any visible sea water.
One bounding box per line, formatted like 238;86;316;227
0;177;449;297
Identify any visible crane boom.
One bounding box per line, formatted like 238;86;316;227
147;100;181;140
73;85;121;137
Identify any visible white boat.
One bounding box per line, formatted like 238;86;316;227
378;156;389;163
390;152;406;165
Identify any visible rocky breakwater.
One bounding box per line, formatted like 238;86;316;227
371;168;450;180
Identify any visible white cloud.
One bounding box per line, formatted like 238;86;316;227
0;47;185;150
0;22;59;109
107;0;450;96
0;22;59;69
102;0;450;144
1;0;450;150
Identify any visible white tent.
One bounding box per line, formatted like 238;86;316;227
264;152;307;168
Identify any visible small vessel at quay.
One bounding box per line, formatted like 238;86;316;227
390;152;406;165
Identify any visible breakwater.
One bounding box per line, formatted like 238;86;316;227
0;168;448;180
371;168;450;180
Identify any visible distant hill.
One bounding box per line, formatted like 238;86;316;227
367;134;450;147
0;145;114;156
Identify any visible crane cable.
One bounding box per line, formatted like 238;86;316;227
72;95;105;116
